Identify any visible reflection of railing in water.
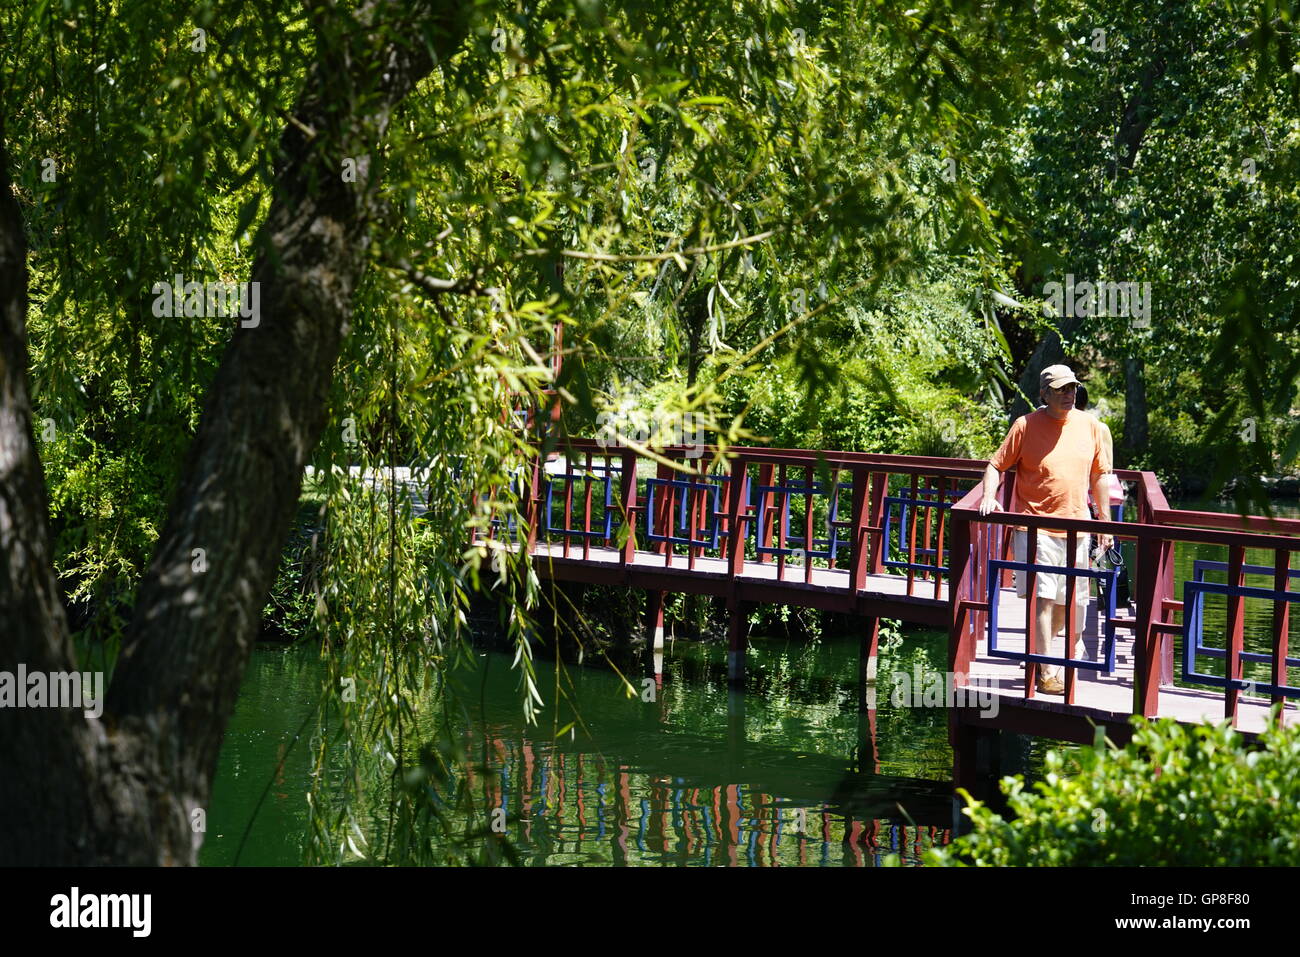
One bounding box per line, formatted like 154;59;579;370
458;729;952;866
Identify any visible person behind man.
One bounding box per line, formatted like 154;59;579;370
1075;384;1124;521
979;365;1114;695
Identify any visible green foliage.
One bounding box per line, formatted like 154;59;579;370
698;256;1014;458
1006;0;1300;490
10;0;1298;865
715;344;1005;459
877;617;905;654
259;498;326;643
931;715;1300;866
1139;408;1224;494
747;601;824;642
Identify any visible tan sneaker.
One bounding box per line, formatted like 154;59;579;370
1037;674;1065;695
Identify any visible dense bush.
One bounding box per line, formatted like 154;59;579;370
930;715;1300;866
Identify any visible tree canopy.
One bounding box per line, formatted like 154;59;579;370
1;0;1297;864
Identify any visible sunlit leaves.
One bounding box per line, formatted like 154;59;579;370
931;715;1300;866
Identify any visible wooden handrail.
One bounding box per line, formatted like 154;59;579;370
553;437;988;477
954;505;1300;552
1150;507;1300;535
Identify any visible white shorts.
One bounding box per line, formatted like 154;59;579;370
1013;529;1091;610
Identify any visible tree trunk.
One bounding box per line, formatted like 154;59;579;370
1122;355;1149;465
1012;55;1166;429
684;287;708;388
0;119;102;866
1008;315;1083;421
0;0;467;865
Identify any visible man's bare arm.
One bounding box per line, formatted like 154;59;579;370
1091;471;1114;550
980;463;1003;516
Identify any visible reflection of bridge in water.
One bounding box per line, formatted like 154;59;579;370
454;668;955;865
466;437;1300;793
465;738;951;866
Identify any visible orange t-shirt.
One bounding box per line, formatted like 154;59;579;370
988;409;1112;536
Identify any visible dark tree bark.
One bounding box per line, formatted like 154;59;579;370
0;0;468;865
1109;59;1164;459
1008;314;1084;420
1011;56;1166;432
683;286;709;388
1121;354;1149;464
0;119;100;866
1120;362;1150;461
1107;58;1167;181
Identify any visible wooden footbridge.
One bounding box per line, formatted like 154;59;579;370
471;437;1300;787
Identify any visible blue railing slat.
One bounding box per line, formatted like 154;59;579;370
881;485;969;575
986;557;1118;673
1182;562;1300;698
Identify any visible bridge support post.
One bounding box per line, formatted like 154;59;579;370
855;615;884;771
645;590;665;682
951;721;1001;836
726;689;746;771
727;599;747;686
856;705;881;775
859;615;882;694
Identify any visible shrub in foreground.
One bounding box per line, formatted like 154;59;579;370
929;713;1300;866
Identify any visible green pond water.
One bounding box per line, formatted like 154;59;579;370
200;628;1031;866
199;497;1300;867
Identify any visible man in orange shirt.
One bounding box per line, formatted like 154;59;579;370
979;365;1114;695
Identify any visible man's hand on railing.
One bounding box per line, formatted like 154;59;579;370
979;464;1002;517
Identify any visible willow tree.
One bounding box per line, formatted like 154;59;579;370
2;0;1071;865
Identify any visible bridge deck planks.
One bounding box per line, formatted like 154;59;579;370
521;541;950;623
525;541;947;597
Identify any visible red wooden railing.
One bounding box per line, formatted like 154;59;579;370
466;437;1300;729
498;439;984;600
